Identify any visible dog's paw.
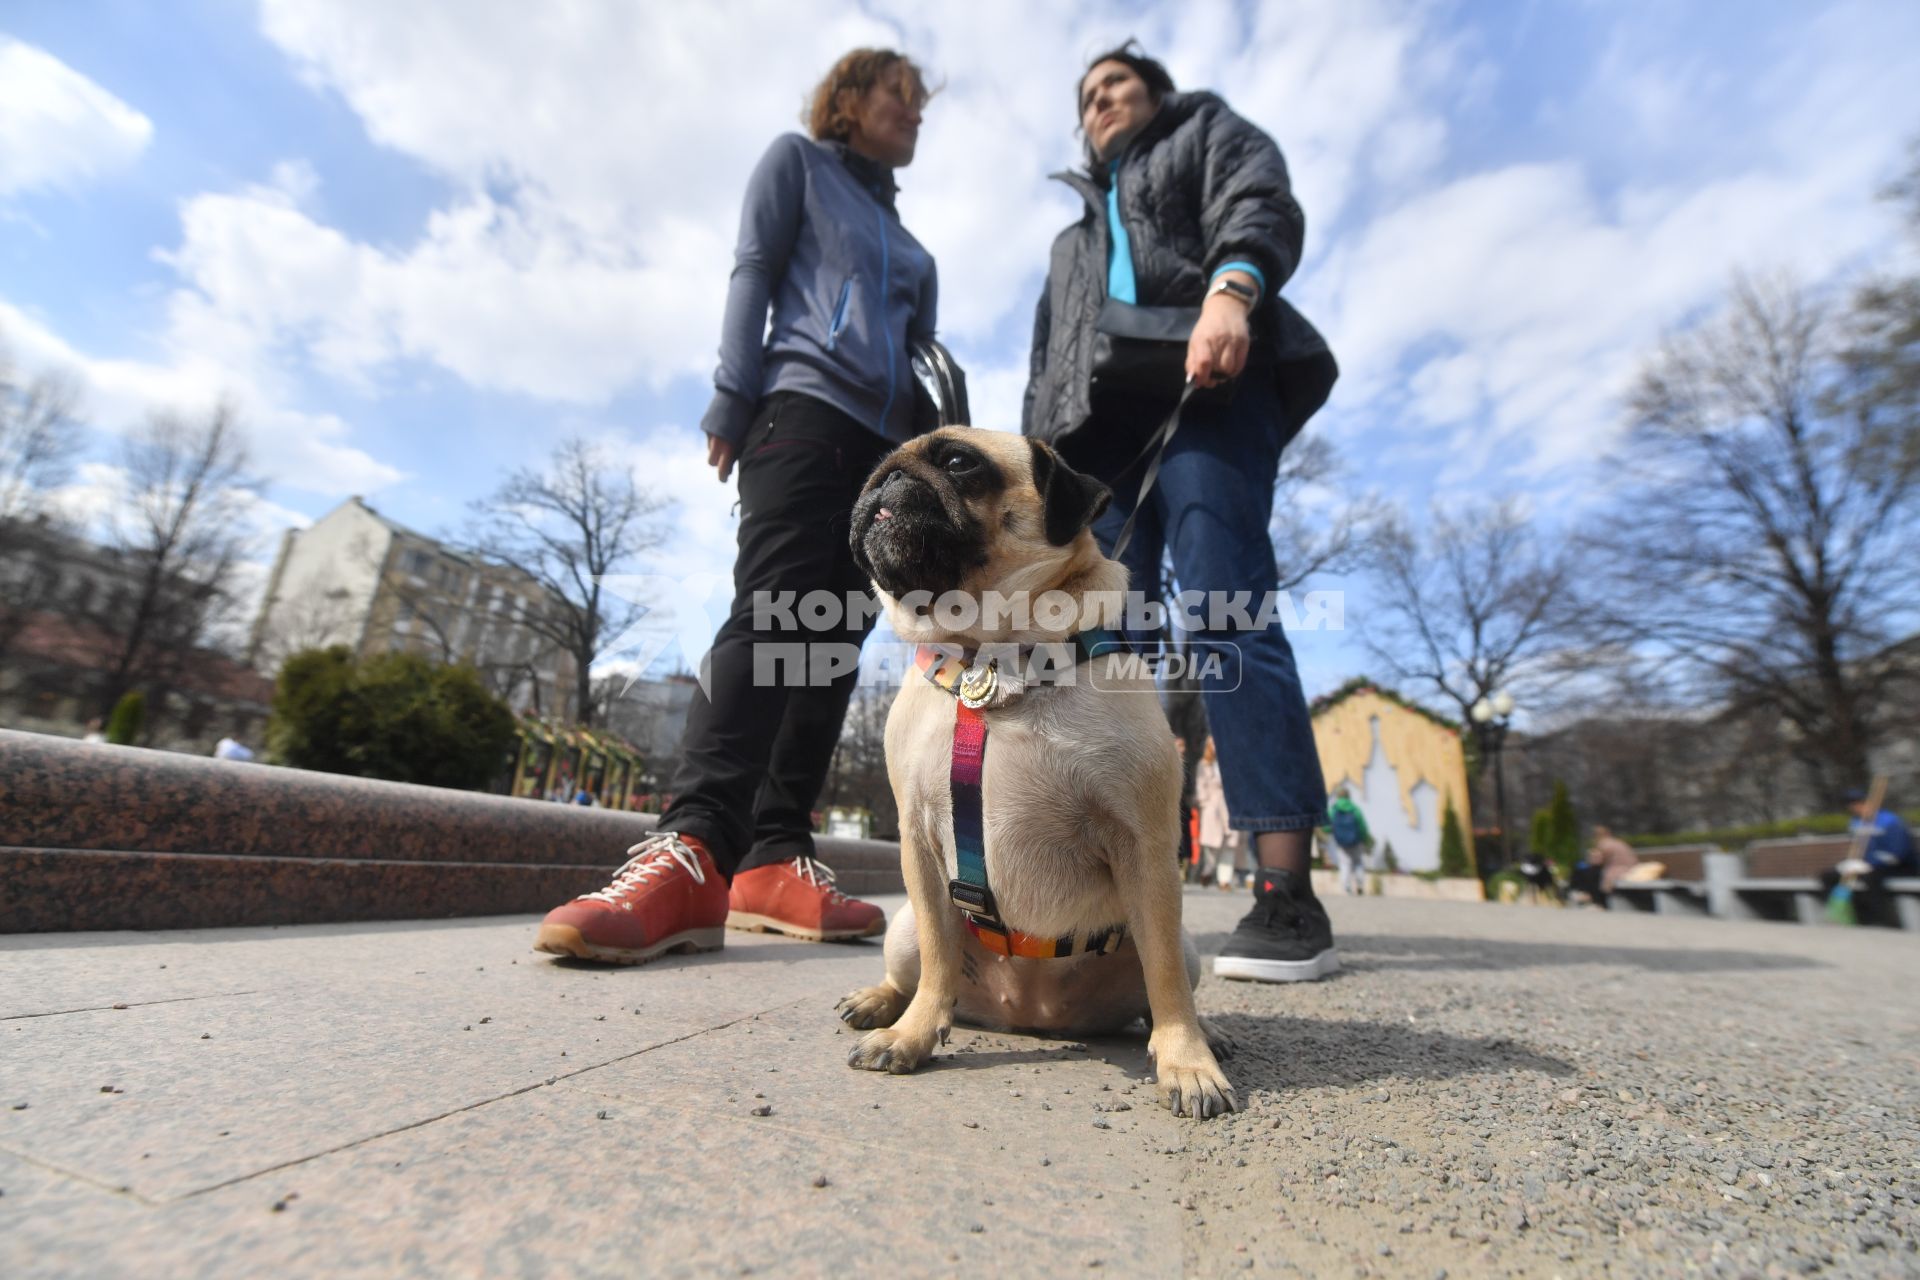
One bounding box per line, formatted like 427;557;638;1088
836;983;909;1030
1156;1059;1239;1119
1198;1015;1237;1060
846;1021;947;1075
1149;1028;1239;1120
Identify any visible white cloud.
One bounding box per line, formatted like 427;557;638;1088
1189;0;1466;227
961;359;1031;435
0;38;153;196
14;0;1920;612
45;460;310;547
177;0;1449;401
0;298;404;497
1303;2;1920;492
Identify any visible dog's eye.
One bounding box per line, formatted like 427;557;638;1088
942;449;977;474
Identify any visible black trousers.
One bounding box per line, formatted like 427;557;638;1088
657;393;891;878
1568;864;1608;907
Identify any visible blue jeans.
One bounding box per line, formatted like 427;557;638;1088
1072;372;1328;834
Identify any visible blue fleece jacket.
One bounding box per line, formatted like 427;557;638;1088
1855;810;1917;874
699;133;938;448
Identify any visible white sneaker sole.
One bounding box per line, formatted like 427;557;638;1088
1213;949;1340;983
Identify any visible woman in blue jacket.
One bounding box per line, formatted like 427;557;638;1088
539;49;937;965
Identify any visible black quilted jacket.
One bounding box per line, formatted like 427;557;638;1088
1021;91;1337;452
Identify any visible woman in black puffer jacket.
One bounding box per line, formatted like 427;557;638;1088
1022;43;1341;986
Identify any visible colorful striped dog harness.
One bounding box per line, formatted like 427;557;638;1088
915;630;1133;959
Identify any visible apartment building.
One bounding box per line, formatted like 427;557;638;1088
247;497;576;717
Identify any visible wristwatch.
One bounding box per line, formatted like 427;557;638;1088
1207;276;1258;307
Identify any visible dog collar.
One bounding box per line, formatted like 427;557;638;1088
912;627;1130;710
965;916;1129;959
923;627;1132;955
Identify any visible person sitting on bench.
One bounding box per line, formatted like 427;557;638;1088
1819;788;1915;927
1569;826;1637;908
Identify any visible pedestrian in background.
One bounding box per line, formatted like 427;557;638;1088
1569;825;1639;908
1325;786;1371;895
1196;737;1246;890
1820;787;1916;926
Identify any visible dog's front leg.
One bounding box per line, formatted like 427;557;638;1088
1116;848;1239;1118
847;823;959;1074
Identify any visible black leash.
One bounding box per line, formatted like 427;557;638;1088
1109;378;1199;563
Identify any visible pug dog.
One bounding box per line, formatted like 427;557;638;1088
838;427;1236;1119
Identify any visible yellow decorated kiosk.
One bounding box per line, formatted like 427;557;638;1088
1310;680;1473;874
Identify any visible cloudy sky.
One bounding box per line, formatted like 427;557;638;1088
3;0;1918;700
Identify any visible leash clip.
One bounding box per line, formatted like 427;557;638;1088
948;878;1001;926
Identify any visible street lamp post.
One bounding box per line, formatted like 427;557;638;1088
1471;690;1517;873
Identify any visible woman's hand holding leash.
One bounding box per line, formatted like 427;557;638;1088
1186;275;1255;387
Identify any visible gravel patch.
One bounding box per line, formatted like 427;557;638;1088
1167;893;1920;1278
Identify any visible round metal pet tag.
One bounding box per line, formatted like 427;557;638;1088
958;662;997;708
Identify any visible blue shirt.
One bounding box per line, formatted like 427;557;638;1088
1854;810;1916;873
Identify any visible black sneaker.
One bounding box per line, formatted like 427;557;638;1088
1213;869;1340;982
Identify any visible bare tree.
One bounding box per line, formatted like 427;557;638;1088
1362;499;1573;726
0;338;83;660
249;588;367;670
0;339;80;524
1841;145;1920;488
1268;434;1390;591
92;403;263;720
820;683;897;839
464;437;673;726
1577;273;1920;794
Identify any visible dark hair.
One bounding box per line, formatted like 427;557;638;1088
806;49;932;144
1078;40;1175;117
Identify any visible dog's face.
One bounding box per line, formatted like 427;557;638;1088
849;429;1112;603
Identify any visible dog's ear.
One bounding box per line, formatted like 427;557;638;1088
1028;439;1111;546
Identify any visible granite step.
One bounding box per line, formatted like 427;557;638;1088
1;730;905;932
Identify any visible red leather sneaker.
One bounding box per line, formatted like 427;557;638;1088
535;833;728;964
727;857;885;941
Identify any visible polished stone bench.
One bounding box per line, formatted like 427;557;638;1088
1605;844;1715;916
0;729;904;932
1722;837;1852;924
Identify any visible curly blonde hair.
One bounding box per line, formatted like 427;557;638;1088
805;49;931;143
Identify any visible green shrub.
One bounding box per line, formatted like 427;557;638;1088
1545;780;1579;875
268;646;516;790
1439;797;1475;877
1486;869;1527;901
105;691;145;746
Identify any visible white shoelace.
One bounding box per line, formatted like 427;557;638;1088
791;856;849;901
584;834;707;904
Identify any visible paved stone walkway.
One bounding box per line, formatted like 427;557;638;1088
4;892;1916;1278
